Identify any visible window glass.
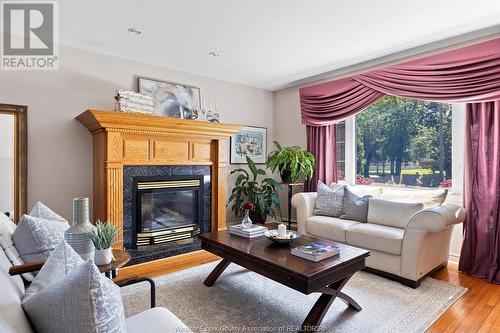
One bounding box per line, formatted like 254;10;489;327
355;95;452;188
336;122;345;180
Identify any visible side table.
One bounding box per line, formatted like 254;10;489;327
99;249;131;278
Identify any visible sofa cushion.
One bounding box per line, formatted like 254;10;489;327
331;183;384;198
22;259;126;333
314;181;344;217
340;188;371;223
346;185;383;199
126;307;192;333
367;198;424;228
0;213;35;282
0;247;33;333
381;188;448;208
346;223;404;255
13;214;69;263
306;215;360;242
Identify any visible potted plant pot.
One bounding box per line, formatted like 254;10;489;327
280;169;292;183
94;248;113;265
250;210;267;224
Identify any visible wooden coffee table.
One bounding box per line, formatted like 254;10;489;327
199;230;370;332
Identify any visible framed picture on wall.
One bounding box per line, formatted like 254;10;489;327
138;76;201;119
230;126;267;164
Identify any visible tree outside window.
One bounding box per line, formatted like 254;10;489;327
354;95;452;188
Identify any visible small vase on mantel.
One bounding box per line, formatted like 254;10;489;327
64;198;95;260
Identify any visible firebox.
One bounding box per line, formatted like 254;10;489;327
132;175;204;248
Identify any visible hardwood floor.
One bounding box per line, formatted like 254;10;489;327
428;263;500;332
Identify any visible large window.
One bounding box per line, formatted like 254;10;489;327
336;95;456;189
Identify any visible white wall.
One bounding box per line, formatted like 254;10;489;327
0;45;274;221
273;87;306;148
0;114;15;214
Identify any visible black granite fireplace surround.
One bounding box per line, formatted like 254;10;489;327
123;165;211;265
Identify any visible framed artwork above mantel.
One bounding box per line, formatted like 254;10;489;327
138;76;201;119
230;126;267;164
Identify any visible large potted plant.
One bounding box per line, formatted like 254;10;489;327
228;156;281;224
267;141;316;183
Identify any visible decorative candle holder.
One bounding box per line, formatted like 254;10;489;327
64;198;95;260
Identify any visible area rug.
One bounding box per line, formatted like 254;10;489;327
121;261;466;333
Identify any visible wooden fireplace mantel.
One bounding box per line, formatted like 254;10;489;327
77;109;243;275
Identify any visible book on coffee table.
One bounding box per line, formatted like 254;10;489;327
291;242;340;262
229;225;267;238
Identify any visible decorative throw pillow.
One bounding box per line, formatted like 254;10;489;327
314;181;345;217
13;214;69;263
340;188;371;223
30;201;68;223
367;198;424;229
22;260;126;333
23;241;83;302
0;212;35;281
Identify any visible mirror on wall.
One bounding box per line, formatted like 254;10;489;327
0;114;15;217
0;104;27;223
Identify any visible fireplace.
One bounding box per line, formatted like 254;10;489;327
133;176;203;248
122;165;211;265
77;109;242;275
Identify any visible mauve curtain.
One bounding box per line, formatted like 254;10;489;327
459;101;500;283
305;125;337;192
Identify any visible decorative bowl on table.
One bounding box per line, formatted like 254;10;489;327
264;230;301;245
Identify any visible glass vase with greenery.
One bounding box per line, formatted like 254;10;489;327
267;141;316;183
228;156;281;224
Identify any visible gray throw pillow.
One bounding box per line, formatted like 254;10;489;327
22;259;126;333
13;214;69;263
314;181;345;217
23;241;84;302
340;188;371;222
30;201;68;223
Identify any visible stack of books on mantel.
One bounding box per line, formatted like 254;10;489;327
229;224;267;238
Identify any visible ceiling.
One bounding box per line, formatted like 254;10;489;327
60;0;500;91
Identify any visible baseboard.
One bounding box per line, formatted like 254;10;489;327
117;250;220;279
448;253;460;266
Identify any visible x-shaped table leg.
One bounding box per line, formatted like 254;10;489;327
300;273;360;332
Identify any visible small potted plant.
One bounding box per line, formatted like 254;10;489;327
267;141;316;183
88;220;118;265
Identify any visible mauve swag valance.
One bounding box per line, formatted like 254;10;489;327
300;37;500;126
299;37;500;283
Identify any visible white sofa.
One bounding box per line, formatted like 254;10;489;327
0;244;191;333
292;185;466;287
